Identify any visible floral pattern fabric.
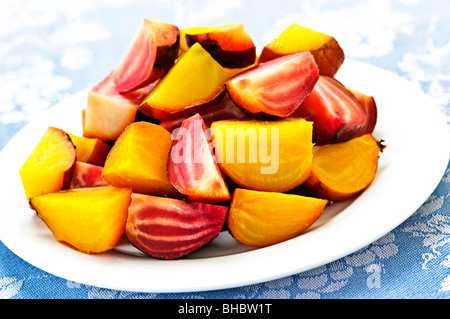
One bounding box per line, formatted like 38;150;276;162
1;0;449;299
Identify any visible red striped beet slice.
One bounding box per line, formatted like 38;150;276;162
69;162;109;189
167;113;231;203
293;75;366;145
346;87;378;137
225;51;319;117
114;19;179;94
125;193;228;260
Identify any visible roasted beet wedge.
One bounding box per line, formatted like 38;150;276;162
126;193;228;260
293;76;366;145
167;114;231;203
160;95;246;134
139;43;229;121
69;162;109;189
66;132;110;166
225;51;319;118
346;87;378;136
184;22;256;68
20;127;76;204
31;186;132;254
259;23;345;77
114;19;179;94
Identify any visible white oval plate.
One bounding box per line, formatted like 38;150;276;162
0;60;449;293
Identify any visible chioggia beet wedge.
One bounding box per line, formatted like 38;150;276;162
30;186;132;254
70;162;109;189
225;51;319;117
259;23;345;77
183;22;256;68
227;188;328;247
210;117;313;192
346;87;378;137
126;193;228;260
293;75;366;145
114;19;179;93
20;127;76;205
139;43;230;121
167;114;231;202
303;134;386;201
102;122;180;197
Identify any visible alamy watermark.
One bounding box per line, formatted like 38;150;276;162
170;117;280;174
366;264;382;289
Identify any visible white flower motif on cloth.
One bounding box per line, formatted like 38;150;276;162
59;47;94;70
403;196;448;269
86;286;158;299
49;21;111;45
210;232;399;299
306;233;396;297
261;0;414;59
0;54;72;124
0;277;23;299
0;0;117;126
444;168;450;184
403;205;450;271
176;0;245;27
399;38;450;124
439;275;450;293
400;166;450;293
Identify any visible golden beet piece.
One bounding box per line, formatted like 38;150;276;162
210;118;313;192
67;132;110;166
30;186;132;254
228;188;328;247
139;43;230;120
20;127;76;204
304;134;385;201
259;23;345;77
102;122;179;197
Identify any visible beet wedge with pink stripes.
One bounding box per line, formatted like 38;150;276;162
225;51;319;118
125;193;228;260
114;19;179;94
167;113;231;203
293;75;366;145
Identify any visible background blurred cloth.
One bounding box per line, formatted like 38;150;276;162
0;0;449;299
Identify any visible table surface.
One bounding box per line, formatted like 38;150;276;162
1;0;449;299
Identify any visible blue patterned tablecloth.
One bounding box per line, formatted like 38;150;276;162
1;0;449;300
